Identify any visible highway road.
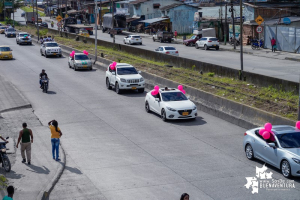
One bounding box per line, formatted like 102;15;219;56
14;9;300;83
0;30;299;199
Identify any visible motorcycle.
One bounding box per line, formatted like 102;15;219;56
0;137;11;172
229;37;240;46
41;79;49;93
251;39;264;50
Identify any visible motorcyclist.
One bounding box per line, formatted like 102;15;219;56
40;37;44;44
39;69;48;89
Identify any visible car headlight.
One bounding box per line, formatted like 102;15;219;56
47;49;51;52
292;158;300;164
58;49;61;52
120;78;126;83
140;77;144;82
1;149;6;152
193;106;197;110
166;107;176;112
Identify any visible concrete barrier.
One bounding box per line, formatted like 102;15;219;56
37;26;298;92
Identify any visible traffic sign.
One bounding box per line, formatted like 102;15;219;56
57;22;62;27
255;15;264;25
56;15;62;22
256;26;263;33
65;14;69;18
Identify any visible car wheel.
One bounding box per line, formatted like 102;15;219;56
123;40;126;44
40;50;43;56
245;144;254;160
161;109;167;121
281;160;292;178
189;42;193;47
216;47;219;50
160;38;163;43
68;61;71;68
195;44;199;49
145;101;151;113
138;88;144;93
106;78;112;90
59;54;62;57
74;66;77;71
45;51;48;58
140;43;142;45
153;37;155;42
204;45;208;50
115;82;122;94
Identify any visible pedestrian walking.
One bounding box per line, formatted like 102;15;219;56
174;30;178;40
180;193;189;200
2;185;14;200
16;123;33;165
271;37;276;52
48;120;62;161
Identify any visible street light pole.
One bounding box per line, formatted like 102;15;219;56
13;0;15;27
239;0;243;80
36;0;39;41
230;0;236;49
111;0;115;43
94;0;98;64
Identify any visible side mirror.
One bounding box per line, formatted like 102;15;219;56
71;58;74;60
155;98;160;102
112;71;116;75
138;71;141;74
268;143;277;148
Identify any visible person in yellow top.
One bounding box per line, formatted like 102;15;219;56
48;120;62;161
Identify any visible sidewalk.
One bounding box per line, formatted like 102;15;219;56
0;75;65;200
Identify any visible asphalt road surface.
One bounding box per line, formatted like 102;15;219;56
1;30;300;199
14;9;300;83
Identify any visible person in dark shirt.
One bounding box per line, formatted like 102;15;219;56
39;69;48;88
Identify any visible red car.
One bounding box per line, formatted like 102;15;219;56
183;34;201;46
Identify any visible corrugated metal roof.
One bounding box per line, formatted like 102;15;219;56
139;17;169;24
129;0;149;5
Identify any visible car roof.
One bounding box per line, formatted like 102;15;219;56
116;63;134;68
0;45;10;47
74;53;87;55
19;32;29;34
44;42;57;44
129;35;140;37
271;125;299;135
159;46;176;48
159;88;182;93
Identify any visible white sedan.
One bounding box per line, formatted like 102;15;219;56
195;37;219;50
154;46;179;56
123;35;142;45
145;88;197;121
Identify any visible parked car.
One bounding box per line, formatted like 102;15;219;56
78;29;90;37
16;32;32;45
195;37;219;50
68;53;92;71
123;35;142;45
39;22;48;28
145;88;197;121
0;26;6;34
154;46;179;56
5;28;16;38
243;125;300;178
0;46;13;60
40;42;62;58
153;31;173;43
105;63;145;94
183;34;201;46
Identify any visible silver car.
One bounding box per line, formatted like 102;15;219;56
16;32;32;45
243;125;300;178
68;53;92;71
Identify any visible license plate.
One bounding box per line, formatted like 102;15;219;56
182;112;189;116
53;53;56;55
83;65;87;68
136;39;138;40
10;34;13;36
132;87;137;90
213;45;216;46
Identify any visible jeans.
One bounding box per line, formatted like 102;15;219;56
51;138;60;159
272;45;276;52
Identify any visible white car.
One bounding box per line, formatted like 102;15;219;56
123;35;142;45
40;42;62;58
145;88;197;121
154;46;179;56
195;37;219;50
106;63;145;94
68;53;92;71
16;32;32;45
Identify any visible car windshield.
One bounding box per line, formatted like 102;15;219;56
161;92;188;101
45;43;58;47
277;132;300;148
75;55;89;60
117;67;138;75
0;47;11;51
209;38;218;41
132;36;140;38
164;47;176;50
7;28;15;32
190;35;196;39
20;34;29;37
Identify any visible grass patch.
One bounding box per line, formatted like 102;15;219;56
16;25;299;121
21;6;45;17
0;175;7;190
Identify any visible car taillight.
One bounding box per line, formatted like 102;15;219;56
208;41;212;42
218;40;219;42
166;52;170;54
244;133;247;136
175;51;178;53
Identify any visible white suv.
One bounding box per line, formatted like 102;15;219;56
195;37;219;50
123;35;142;45
40;42;62;58
16;32;32;45
106;63;145;94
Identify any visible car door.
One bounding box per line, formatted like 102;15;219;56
251;132;266;160
16;33;19;42
151;93;162;114
159;47;164;54
109;68;116;86
260;140;279;167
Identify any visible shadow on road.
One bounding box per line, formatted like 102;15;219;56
120;90;145;97
26;165;50;174
65;165;82;174
4;170;23;179
76;69;97;72
46;91;56;95
167;116;207;126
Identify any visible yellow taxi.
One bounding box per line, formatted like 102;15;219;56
0;46;13;60
0;26;6;34
78;29;90;37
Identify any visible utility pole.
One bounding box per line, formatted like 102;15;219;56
13;0;15;27
240;0;243;80
94;0;98;64
111;0;115;43
224;2;227;45
36;0;39;41
230;0;236;49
